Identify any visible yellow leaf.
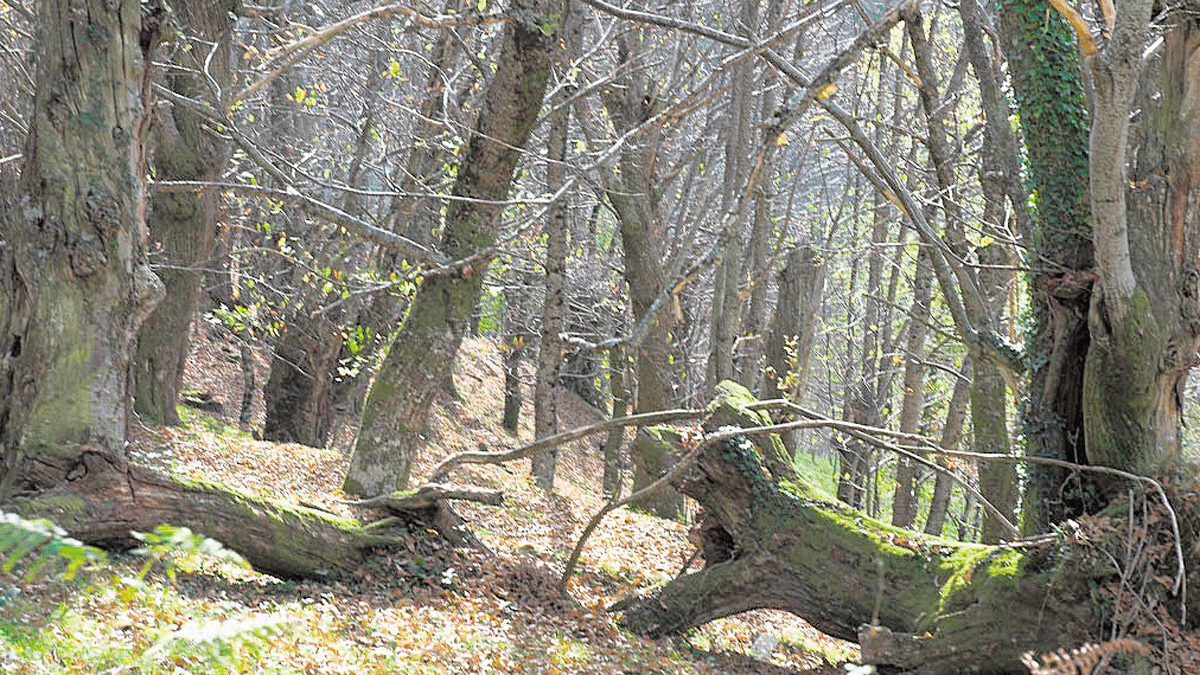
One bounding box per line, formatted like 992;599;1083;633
775;131;789;146
816;82;837;100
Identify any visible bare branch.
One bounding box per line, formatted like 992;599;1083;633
150;180;448;266
341;483;504;510
426;408;705;482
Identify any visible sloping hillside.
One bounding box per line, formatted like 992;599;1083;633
2;326;855;674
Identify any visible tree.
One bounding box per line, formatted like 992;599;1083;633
343;0;558;496
133;1;238;426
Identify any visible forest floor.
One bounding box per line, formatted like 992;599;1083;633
1;323;858;674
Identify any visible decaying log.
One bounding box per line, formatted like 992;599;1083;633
609;381;1141;675
11;448;394;580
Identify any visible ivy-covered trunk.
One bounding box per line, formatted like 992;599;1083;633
342;0;556;496
999;0;1096;530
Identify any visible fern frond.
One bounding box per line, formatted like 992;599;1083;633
1021;638;1150;675
0;510;106;581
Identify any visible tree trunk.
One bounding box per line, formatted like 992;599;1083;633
502;337;524;433
134;1;237;425
923;360;971;536
11;449;379;579
612;386;1139;675
999;0;1095;531
763;245;826;455
532;139;566;488
601;345;629;496
262;322;342;446
344;1;555;496
890;250;932;529
0;0;165;497
602;36;683;517
1083;11;1200;480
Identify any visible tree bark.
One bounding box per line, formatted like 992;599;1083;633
262;322;343;446
613;387;1123;675
1;0;165;497
923;360;971;536
344;0;556;496
134;0;237;425
1083;10;1200;479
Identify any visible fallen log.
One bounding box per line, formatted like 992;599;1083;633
610;382;1191;674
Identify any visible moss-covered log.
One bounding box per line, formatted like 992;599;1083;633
611;382;1173;674
10;448;391;580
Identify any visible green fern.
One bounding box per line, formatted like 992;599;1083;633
0;510;106;582
131;524;250;584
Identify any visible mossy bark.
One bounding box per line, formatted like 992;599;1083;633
0;0;165;496
343;0;556;496
12;449;381;579
133;1;237;426
614;389;1113;674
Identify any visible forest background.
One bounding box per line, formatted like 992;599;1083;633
1;0;1199;672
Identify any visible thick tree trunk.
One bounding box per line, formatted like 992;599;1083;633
0;0;165;497
613;386;1134;675
133;1;237;426
344;1;555;496
261;322;343;446
1083;14;1200;479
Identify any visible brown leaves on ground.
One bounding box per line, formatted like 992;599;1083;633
19;327;856;674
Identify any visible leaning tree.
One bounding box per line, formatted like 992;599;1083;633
0;0;557;578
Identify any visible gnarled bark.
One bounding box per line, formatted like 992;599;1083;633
613;384;1130;675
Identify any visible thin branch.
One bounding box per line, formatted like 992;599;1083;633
340;483;504;510
229;4;508;107
151;180;447;265
425;408;705;482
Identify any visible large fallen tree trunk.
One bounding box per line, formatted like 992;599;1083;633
6;448;498;579
611;382;1194;674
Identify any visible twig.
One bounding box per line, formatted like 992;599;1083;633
339;483;504;510
426;408;704;482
